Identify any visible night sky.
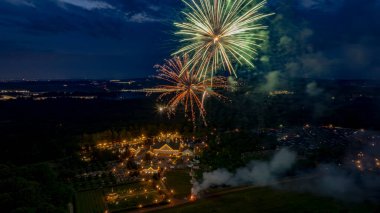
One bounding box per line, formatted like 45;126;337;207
0;0;379;80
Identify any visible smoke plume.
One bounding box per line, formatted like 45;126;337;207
306;82;323;96
192;148;297;195
284;165;380;202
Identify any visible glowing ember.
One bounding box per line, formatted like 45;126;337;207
189;194;197;201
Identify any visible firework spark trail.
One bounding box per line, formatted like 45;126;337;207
144;54;227;125
174;0;273;78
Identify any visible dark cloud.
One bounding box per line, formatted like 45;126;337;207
0;0;181;79
298;0;345;12
57;0;115;10
126;12;161;23
0;0;379;79
4;0;35;8
0;0;178;35
290;0;380;79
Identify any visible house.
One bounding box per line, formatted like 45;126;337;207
106;189;119;203
141;166;160;174
182;149;194;157
152;142;180;156
129;147;141;155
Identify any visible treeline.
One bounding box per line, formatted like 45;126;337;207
0;98;192;165
200;131;277;171
0;163;74;213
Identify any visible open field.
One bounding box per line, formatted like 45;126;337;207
165;170;192;199
155;187;380;213
76;190;106;213
76;182;166;213
105;182;164;212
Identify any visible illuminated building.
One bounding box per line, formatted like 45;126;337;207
152;142;180;156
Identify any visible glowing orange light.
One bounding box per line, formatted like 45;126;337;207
213;36;220;43
189;194;197;201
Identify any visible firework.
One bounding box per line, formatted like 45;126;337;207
145;54;227;124
174;0;272;78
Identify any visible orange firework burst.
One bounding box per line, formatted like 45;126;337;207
144;54;227;125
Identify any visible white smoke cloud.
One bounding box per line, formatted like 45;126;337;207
306;82;323;96
300;52;338;76
192;148;297;195
259;71;283;92
227;76;239;92
284;165;380;202
192;146;380;202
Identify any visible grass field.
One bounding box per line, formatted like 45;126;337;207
76;182;164;213
105;183;164;212
156;187;380;213
76;190;106;213
165;170;192;199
